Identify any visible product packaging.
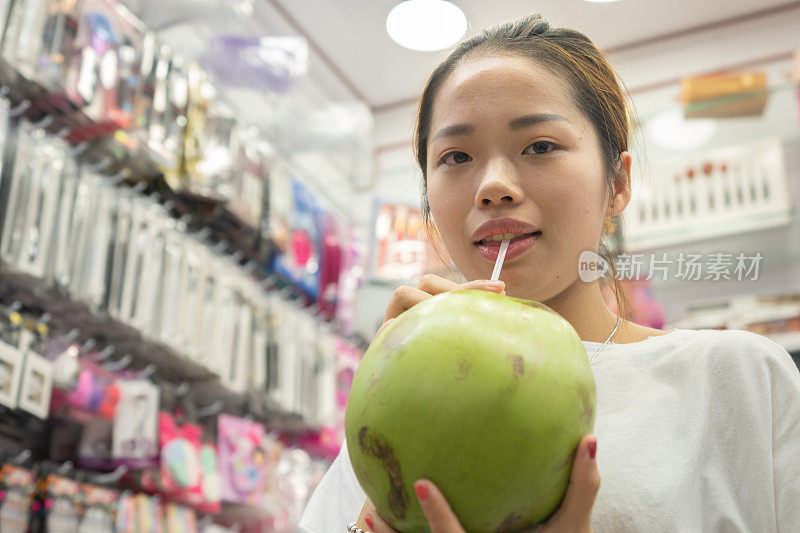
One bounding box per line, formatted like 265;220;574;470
0;463;36;533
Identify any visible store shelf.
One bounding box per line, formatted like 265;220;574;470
0;266;316;436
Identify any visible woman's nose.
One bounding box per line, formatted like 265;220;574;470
476;166;524;208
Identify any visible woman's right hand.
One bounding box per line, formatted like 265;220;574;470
375;274;506;339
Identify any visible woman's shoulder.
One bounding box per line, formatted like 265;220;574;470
675;327;788;354
640;327;795;372
595;325;791;367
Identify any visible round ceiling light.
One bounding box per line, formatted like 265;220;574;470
386;0;468;52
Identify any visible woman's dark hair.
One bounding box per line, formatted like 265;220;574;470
413;13;631;319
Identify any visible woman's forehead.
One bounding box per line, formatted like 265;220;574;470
431;55;579;128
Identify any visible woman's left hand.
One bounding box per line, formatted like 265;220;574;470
359;434;600;533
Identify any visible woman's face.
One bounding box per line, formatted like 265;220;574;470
426;54;619;301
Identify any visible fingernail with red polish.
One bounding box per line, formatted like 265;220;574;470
588;438;597;460
415;482;429;502
365;516;374;529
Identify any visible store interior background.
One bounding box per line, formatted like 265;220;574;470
110;0;800;348
0;0;799;531
258;0;800;342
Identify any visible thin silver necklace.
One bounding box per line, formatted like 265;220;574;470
589;315;622;367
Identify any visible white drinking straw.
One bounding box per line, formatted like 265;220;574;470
490;239;511;281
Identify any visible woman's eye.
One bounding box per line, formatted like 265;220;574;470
439;151;471;166
524;141;559;155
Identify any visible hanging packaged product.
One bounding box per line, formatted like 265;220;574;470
0;121;39;265
68;170;118;311
0;122;67;279
131;201;168;337
0;337;25;409
208;265;238;380
40;333;81;392
130;205;173;339
105;188;134;321
0;96;10;175
115;194;151;325
29;471;81;533
248;290;270;392
267;157;292;248
312;325;338;429
146;49;187;178
153;217;185;345
180;63;237;199
47;154;79;290
77;416;114;471
334;337;362;443
175;236;210;362
262;447;320;531
0;463;36;533
334;230;366;337
219;273;256;393
53;357;120;420
317;212;343;319
133;493;164;533
164;503;197;533
229;126;271;230
62;0;150;140
267;295;297;412
57;158;93;293
217;414;267;506
113;491;135;533
115;195;168;334
111;378;159;469
156;410;202;499
196;437;221;514
17;339;54;420
130;35;159;141
1;0;50;81
273;179;323;299
192;253;217;371
78;483;117;533
0;306;24;353
258;432;285;516
296;310;318;422
184;402;221;514
0;0;11;43
38;0;81;108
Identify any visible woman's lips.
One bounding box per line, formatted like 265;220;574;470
475;232;541;262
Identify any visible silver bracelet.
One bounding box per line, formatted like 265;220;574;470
346;522;368;533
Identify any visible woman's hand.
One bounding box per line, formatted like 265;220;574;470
374;274;506;340
355;434;600;533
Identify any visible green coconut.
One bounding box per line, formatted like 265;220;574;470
345;290;595;532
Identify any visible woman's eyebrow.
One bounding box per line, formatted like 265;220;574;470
432;123;474;141
509;113;570;130
432;113;570;141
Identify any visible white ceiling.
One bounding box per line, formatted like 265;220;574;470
271;0;797;110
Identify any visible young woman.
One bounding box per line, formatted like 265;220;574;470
300;13;800;533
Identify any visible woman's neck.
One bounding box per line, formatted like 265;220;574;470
540;278;667;344
542;279;620;343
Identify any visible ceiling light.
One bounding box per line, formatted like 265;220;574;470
647;109;717;151
582;0;623;3
386;0;467;52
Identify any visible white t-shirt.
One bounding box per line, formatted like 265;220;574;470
299;328;800;532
